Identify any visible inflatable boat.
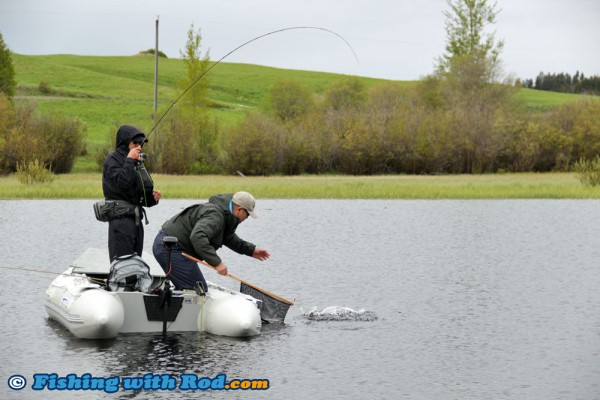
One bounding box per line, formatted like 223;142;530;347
44;248;262;339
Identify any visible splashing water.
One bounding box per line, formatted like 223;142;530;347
301;306;378;321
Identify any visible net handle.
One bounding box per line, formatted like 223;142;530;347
182;253;294;305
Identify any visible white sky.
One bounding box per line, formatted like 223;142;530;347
0;0;598;81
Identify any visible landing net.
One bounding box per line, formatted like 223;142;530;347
240;283;292;323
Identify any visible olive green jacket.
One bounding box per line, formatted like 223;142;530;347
161;193;256;266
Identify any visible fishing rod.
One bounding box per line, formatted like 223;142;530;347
146;26;359;138
0;265;107;285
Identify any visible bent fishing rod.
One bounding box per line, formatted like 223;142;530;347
146;26;359;139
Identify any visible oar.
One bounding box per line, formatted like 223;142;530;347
182;252;294;305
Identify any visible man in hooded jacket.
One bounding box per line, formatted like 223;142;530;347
103;125;161;261
152;192;270;291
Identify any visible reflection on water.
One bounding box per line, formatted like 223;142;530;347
2;199;600;399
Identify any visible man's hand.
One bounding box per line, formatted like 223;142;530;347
127;146;142;160
252;248;270;261
215;263;228;276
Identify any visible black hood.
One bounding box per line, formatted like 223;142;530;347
115;125;145;149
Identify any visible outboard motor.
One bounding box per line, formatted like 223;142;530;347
161;236;178;336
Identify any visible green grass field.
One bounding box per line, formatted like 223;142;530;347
2;172;600;200
510;87;585;110
12;54;390;147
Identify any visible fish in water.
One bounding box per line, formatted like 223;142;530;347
302;306;378;321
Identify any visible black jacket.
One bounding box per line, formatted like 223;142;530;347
102;125;158;208
161;193;256;266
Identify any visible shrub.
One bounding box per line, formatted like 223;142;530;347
268;79;314;122
573;156;600;186
222;112;278;175
38;81;52;94
15;159;55;184
323;77;367;112
550;99;600;162
38;114;86;173
1;103;86;174
139;49;168;58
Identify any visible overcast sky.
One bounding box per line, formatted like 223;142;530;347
0;0;598;81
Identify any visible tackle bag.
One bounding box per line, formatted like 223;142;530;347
107;254;153;293
93;200;135;222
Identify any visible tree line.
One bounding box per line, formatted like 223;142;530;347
521;71;600;95
219;77;600;175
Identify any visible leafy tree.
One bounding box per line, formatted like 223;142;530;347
437;0;504;82
0;32;16;97
179;23;211;109
153;23;218;174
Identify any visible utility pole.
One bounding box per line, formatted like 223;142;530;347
154;15;159;116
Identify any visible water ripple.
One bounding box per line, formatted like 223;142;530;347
301;306;378;321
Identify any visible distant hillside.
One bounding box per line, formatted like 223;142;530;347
12;54;391;143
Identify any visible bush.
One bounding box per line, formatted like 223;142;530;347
550;99;600;162
146;108;220;175
323;77;367;112
268;79;314;122
573;156;600;186
154;117;199;175
35;114;86;173
1;102;86;174
222;112;278;175
38;81;52;94
139;49;168;58
15;159;55;184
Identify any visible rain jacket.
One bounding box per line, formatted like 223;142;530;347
161;193;256;266
102;125;158;208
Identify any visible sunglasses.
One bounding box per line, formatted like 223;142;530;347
133;141;144;147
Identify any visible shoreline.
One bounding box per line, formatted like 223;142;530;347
2;172;600;200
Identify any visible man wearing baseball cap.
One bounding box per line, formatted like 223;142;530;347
152;191;269;291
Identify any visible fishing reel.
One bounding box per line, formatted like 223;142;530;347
138;153;148;163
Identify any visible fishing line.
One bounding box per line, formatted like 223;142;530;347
147;26;359;137
0;265;106;284
0;265;63;275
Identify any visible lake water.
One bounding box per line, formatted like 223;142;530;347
1;199;599;399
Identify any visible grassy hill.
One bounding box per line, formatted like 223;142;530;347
11;54;585;172
13;54;389;141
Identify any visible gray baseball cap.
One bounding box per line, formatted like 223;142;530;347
232;191;257;218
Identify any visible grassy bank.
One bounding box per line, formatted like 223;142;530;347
2;173;600;200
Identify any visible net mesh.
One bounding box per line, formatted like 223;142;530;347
240;283;291;323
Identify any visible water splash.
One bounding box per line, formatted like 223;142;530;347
301;306;378;321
